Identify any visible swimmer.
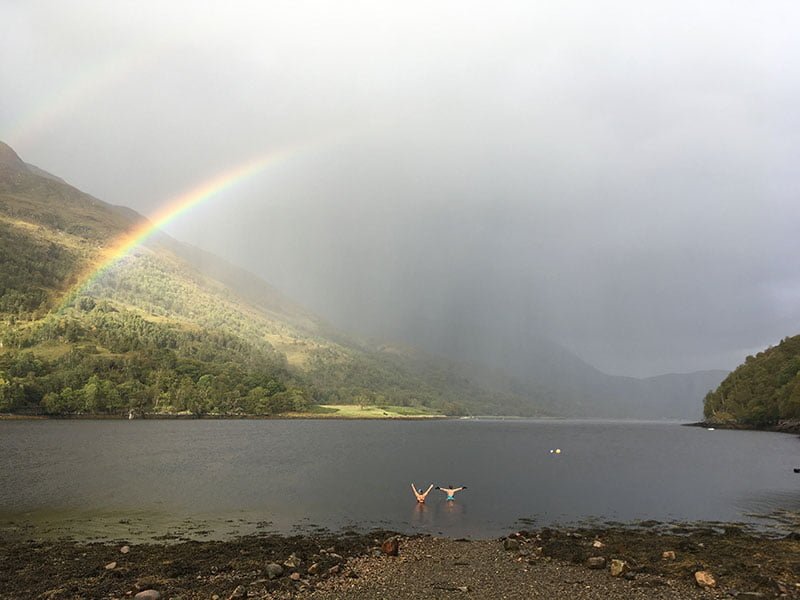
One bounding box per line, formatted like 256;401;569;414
436;484;467;501
411;483;434;503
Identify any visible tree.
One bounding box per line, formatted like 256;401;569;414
82;374;104;413
290;388;309;412
175;377;195;412
0;373;13;411
779;379;800;419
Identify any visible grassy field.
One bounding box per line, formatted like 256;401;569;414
304;404;445;419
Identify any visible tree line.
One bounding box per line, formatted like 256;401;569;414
704;335;800;425
0;300;312;416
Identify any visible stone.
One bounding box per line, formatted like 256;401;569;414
610;559;627;577
133;592;161;600
503;538;520;552
592;540;605;548
283;553;301;568
662;550;676;560
105;561;117;570
327;564;340;576
120;546;130;554
265;562;284;580
694;570;716;588
135;577;160;590
308;562;320;575
289;572;301;581
227;585;247;600
586;556;606;569
381;536;400;556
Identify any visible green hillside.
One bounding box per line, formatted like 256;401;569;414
0;142;546;417
703;335;800;426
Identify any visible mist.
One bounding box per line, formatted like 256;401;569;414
2;1;799;376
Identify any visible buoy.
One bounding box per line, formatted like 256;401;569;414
555;448;561;454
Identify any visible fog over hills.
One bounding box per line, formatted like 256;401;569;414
3;3;798;393
167;215;728;418
407;317;727;419
0;141;726;418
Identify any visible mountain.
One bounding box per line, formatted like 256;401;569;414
409;320;726;419
499;340;725;419
703;334;800;426
0;141;547;417
0;141;725;419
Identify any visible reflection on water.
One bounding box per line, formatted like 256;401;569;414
436;499;466;530
409;499;467;534
1;419;800;541
410;502;433;530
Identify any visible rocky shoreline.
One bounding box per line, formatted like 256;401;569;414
688;419;800;434
2;525;799;599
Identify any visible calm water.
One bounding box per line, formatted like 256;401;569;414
1;419;799;540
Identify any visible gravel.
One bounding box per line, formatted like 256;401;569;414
307;536;720;600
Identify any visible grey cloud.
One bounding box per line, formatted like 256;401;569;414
2;0;799;376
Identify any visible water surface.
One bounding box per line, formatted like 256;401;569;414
1;419;799;540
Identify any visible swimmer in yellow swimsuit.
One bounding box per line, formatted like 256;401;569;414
411;483;434;503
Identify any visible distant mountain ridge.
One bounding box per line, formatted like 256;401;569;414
0;141;726;418
408;316;727;419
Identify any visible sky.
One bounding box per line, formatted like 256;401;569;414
2;1;799;377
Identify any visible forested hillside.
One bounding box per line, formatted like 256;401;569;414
0;141;726;420
703;335;800;425
0;142;545;417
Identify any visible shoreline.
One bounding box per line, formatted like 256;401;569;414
2;523;798;599
686;419;800;434
0;412;450;421
8;413;800;431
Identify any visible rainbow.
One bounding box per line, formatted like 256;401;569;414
57;146;302;311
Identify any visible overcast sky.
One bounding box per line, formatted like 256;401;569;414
2;1;799;377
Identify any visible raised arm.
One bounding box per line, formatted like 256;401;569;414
424;484;434;495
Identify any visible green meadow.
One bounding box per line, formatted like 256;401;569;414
304;404;445;419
